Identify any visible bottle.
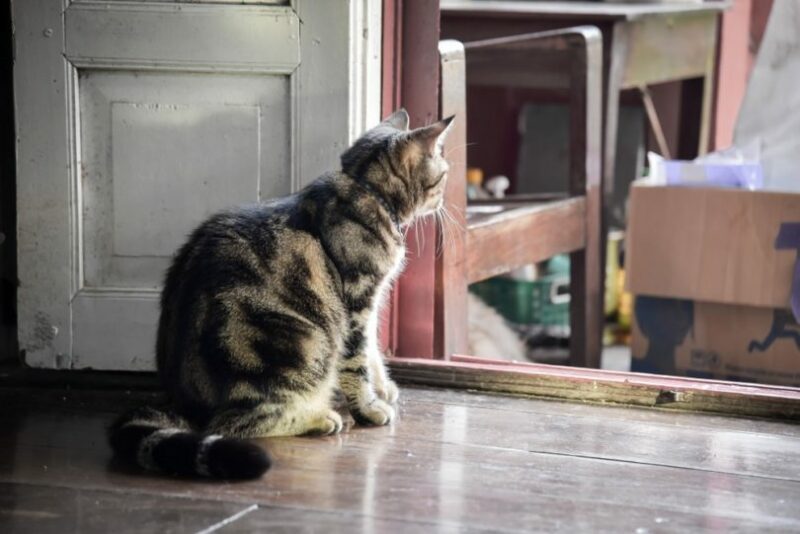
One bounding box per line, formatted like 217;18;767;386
485;175;511;199
466;168;489;200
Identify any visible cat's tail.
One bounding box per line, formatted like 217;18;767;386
108;406;271;480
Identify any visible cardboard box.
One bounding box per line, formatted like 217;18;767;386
627;185;800;386
630;297;800;385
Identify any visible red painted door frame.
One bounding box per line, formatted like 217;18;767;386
381;0;441;359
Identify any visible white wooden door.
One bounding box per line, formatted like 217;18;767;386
14;0;380;370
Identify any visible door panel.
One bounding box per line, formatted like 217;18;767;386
14;0;365;370
79;71;290;290
65;2;299;73
72;290;160;370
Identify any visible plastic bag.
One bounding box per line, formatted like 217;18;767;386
645;140;764;190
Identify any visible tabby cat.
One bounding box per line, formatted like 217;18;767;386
109;110;454;479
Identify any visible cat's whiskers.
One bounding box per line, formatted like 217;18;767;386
442;204;463;233
442;207;456;252
441;205;465;253
428;211;440;254
446;203;466;232
435;209;448;258
441;205;461;255
444;141;477;159
435;210;443;255
413;218;422;256
419;212;433;253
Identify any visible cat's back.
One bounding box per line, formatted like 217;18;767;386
165;198;296;287
156;188;346;383
163;176;349;305
173;174;343;268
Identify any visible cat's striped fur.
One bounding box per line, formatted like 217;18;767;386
109;110;454;479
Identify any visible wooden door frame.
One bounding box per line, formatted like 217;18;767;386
381;0;800;420
0;0;16;364
381;0;442;359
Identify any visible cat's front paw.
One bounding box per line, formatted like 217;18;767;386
376;379;400;405
351;398;395;426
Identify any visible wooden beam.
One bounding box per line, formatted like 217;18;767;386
434;40;468;358
566;25;603;369
640;85;671;159
466;198;586;283
388;357;800;420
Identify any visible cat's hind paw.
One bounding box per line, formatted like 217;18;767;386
306;410;344;436
351;398;395;427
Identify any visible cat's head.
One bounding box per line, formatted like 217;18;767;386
341;108;455;225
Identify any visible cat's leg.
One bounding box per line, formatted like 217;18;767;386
338;311;395;426
369;352;399;404
365;309;399;404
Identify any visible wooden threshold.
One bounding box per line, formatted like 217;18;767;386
388;357;800;420
466;196;586;283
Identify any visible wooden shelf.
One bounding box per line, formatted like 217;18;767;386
466;196;586;283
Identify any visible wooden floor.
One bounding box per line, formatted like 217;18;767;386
1;385;799;533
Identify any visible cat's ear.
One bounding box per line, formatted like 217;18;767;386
409;115;455;156
382;108;410;131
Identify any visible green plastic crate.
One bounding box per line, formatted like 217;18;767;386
470;274;570;327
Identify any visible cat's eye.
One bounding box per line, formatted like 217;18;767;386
425;171;446;190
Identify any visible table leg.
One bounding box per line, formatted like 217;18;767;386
698;16;719;156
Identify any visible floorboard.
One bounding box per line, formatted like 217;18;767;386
0;386;798;532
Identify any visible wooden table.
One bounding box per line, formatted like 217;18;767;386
442;0;728;215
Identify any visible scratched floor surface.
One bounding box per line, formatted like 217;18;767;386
1;385;799;533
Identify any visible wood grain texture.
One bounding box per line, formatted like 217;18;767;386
0;385;798;532
566;26;603;369
622;11;719;89
466;47;574;90
390;357;800;420
434;40;469;358
466;198;586;283
65;2;300;73
441;0;729;21
12;0;73;368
